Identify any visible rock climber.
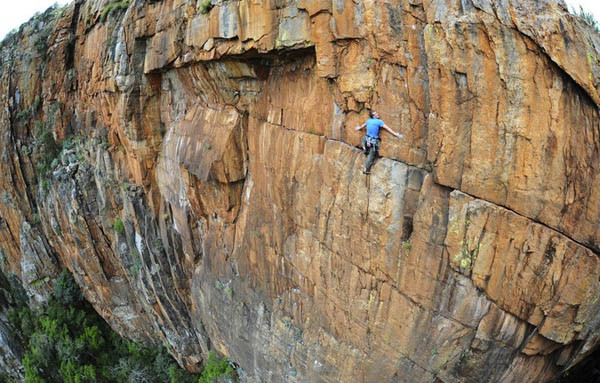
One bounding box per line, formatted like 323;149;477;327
354;110;403;174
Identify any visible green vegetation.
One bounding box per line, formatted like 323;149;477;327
49;4;67;22
0;371;16;383
8;270;200;383
15;108;31;122
21;145;32;157
292;328;303;343
31;4;62;61
454;239;481;273
7;270;237;382
31;131;88;196
198;0;213;14
129;256;142;277
61;137;75;151
151;238;164;254
34;33;49;58
100;1;130;21
33;121;60;180
113;218;125;235
32;22;52;59
198;353;234;383
574;5;599;32
34;120;44;134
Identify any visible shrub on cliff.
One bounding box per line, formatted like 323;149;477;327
32;121;59;181
9;270;200;383
113;218;125;235
100;1;130;21
198;0;213;14
573;5;599;32
198;352;235;383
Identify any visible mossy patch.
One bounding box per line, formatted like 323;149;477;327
100;1;130;21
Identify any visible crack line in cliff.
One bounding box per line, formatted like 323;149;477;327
323;137;599;257
451;185;600;257
261;118;597;262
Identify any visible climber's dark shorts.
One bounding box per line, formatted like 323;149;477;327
361;136;380;172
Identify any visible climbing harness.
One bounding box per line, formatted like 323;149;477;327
364;136;380;151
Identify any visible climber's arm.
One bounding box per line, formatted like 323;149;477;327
382;124;403;139
355;123;367;131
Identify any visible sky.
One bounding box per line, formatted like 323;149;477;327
0;0;600;42
566;0;600;23
1;1;72;41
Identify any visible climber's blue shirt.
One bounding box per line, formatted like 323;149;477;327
366;118;384;138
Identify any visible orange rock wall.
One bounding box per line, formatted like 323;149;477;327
1;0;600;382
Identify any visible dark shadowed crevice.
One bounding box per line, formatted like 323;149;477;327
64;1;81;70
557;345;600;382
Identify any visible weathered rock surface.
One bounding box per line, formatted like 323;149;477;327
0;270;25;380
0;0;599;382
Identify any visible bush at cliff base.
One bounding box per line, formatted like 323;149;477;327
8;270;235;383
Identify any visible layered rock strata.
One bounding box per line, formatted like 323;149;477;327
1;0;600;382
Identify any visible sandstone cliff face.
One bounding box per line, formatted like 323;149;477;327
1;0;600;382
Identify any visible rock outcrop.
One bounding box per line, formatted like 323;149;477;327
1;0;600;382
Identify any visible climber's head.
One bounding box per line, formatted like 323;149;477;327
370;110;379;119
